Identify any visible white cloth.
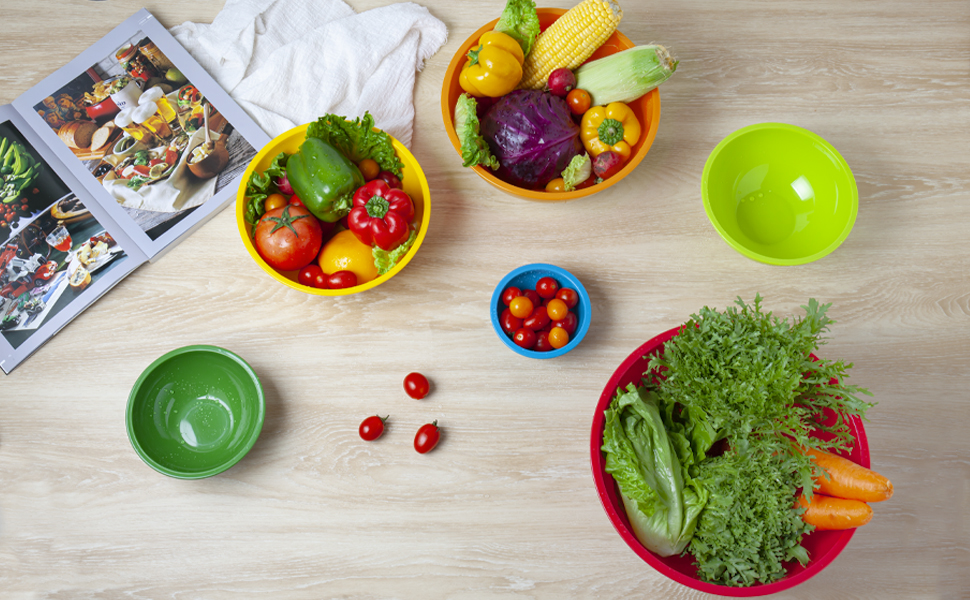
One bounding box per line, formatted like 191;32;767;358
169;0;448;146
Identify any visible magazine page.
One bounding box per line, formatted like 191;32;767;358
0;105;147;375
12;8;270;261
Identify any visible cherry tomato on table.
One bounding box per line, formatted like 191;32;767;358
404;372;430;399
414;421;440;454
359;415;387;441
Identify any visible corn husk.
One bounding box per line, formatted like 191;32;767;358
574;44;677;106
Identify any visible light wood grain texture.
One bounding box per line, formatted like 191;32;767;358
1;0;968;598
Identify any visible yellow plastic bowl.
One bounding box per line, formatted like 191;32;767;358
441;8;661;202
235;123;431;295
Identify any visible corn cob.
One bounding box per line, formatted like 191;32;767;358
519;0;623;90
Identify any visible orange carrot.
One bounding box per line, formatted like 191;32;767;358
797;493;873;530
797;445;894;503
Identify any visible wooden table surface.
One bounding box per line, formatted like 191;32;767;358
2;0;968;598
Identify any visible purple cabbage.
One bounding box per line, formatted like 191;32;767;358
481;90;583;189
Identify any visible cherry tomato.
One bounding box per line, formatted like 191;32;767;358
359;415;387;441
377;171;403;190
264;193;289;212
298;264;325;287
358;158;380;181
500;308;523;335
523;289;542;307
534;330;552;352
548;326;570;349
414;421;440;454
552;312;578;335
404;372;430;399
523;305;551;331
545;178;566;193
513;327;537;349
509;296;534;319
288;195;303;206
556;288;579;309
327;270;358;289
536;277;559;299
502;286;521;306
546;298;569;321
566;88;591;116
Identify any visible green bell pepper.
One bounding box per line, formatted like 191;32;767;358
286;137;364;223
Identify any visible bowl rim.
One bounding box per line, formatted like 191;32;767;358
700;122;859;266
490;263;591;359
126;344;266;480
590;326;869;595
235;123;431;296
440;8;661;202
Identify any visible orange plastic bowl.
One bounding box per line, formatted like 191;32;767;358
441;8;661;201
235;123;430;296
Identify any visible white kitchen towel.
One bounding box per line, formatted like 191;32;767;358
169;0;448;146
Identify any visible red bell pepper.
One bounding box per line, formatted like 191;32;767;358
347;179;414;251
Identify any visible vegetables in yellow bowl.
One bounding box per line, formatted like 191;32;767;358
236;116;430;296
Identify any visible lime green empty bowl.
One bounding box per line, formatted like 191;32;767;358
702;123;858;265
126;345;265;479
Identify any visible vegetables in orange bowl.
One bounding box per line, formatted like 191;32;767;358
236;123;430;296
441;7;661;202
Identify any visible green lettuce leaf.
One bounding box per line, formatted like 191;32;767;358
561;154;591;191
244;151;289;230
373;228;417;276
602;384;708;557
494;0;541;56
454;94;499;170
306;112;404;177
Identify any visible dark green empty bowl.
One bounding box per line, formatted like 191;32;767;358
126;345;265;479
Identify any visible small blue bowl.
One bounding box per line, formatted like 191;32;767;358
491;263;591;359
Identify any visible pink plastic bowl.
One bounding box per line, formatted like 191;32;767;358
590;326;870;595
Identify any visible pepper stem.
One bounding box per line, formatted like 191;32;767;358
598;118;625;147
365;196;390;219
466;45;482;67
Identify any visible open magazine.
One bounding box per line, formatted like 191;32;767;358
0;9;269;374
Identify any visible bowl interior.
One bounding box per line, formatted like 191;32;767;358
235;123;431;295
127;346;265;479
441;9;661;201
702;123;858;265
590;327;869;595
490;263;591;359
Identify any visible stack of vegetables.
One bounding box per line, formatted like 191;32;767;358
243;113;418;290
601;296;894;588
454;0;677;192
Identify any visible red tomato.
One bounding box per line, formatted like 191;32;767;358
358;158;380;181
566;88;591;115
523;289;542;307
556;288;579;309
298;264;325;287
502;286;522;306
509;296;534;319
513;327;537;349
132;164;151;176
377;171;403;190
288;195;303;206
500;308;523;335
414;421;440;454
253;204;324;271
536;277;559;299
523;305;551;331
359;415;387;441
548;326;570;349
546;298;569;321
534;330;552;352
264;193;288;212
327;270;358;289
593;151;625;179
404;372;430;399
552;312;578;335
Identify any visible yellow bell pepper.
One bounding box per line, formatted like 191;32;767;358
580;103;641;160
459;31;524;98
